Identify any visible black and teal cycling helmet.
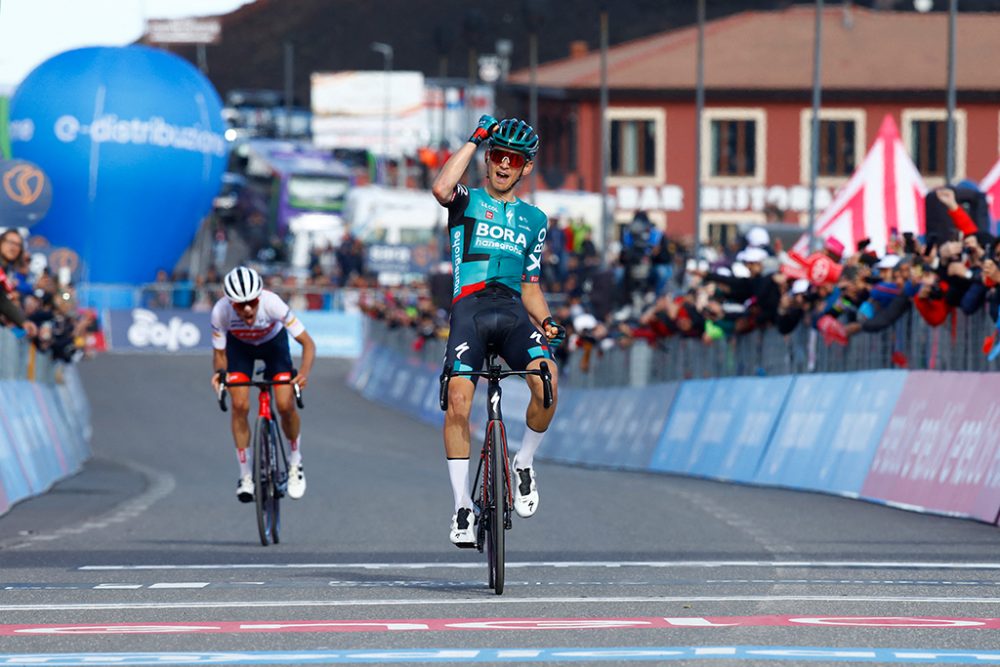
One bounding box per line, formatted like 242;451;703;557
488;118;539;161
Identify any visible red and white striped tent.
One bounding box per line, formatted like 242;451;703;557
808;114;927;256
979;158;1000;227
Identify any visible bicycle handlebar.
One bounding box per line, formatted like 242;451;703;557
439;361;553;411
217;373;304;412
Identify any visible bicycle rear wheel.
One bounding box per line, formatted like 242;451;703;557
487;420;507;595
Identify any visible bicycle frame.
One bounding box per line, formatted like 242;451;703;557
439;353;553;594
217;372;303;546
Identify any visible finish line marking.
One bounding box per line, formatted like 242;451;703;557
3;646;1000;664
5;595;1000;612
3;616;999;637
77;560;1000;572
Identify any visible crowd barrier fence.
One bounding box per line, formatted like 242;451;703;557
355;320;1000;525
0;329;92;517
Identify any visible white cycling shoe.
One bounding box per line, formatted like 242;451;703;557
513;465;539;518
449;507;476;546
287;463;306;499
236;474;254;503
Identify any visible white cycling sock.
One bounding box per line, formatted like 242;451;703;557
289;436;302;467
447;458;472;512
237;447;251;478
514;427;546;469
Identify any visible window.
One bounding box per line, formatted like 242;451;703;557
538;112;578;178
702;108;766;184
901;108;966;184
798;109;865;185
607;108;665;185
818;120;857;176
611;119;656;177
711;119;756;177
909;119;946;177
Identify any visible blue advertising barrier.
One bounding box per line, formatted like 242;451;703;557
0;364;91;516
104;309;363;358
294;312;362;359
350;340;998;524
106;308;212;353
650;376;793;482
754;370;907;495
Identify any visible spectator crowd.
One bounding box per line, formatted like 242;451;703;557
70;182;1000;378
0;228;96;364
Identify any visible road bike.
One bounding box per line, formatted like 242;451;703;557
440;354;553;595
218;371;303;546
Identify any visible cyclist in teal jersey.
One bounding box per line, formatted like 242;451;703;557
431;115;566;546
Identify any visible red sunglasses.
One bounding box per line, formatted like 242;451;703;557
232;298;259;310
488;149;526;170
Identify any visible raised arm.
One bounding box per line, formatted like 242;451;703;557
431;115;498;205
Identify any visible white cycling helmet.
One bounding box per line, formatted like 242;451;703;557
223;266;263;302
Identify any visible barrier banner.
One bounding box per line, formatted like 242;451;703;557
861;371;1000;523
0;366;91;519
106;308;212;353
0;390;29;509
649;379;716;474
545;388;599;465
346;342;375;390
754;371;905;494
0;382;49;496
567;384;676;469
623;383;678;469
693;376;792;482
294;311;362;358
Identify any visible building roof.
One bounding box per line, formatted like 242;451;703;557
508;6;1000;93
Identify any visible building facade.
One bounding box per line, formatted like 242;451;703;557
506;5;1000;247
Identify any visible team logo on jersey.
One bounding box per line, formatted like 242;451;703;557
485;210;494;220
455;341;470;359
474;222;528;249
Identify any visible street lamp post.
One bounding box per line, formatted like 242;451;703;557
945;0;957;184
693;0;705;263
370;42;393;185
807;0;824;251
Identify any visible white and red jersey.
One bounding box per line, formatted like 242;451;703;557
210;290;306;350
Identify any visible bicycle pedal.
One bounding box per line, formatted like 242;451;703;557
454;541;477;549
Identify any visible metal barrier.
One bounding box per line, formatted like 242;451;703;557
576;308;997;387
0;328;59;384
365;307;999;389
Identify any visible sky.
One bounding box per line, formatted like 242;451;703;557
0;0;250;91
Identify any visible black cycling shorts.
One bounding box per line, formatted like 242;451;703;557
443;285;553;383
226;328;293;379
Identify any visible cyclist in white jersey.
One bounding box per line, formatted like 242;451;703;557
210;267;316;502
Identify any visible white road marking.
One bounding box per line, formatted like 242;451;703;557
78;560;1000;572
147;582;210;589
4;595;1000;612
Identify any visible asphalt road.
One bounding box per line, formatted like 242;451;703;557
1;354;1000;666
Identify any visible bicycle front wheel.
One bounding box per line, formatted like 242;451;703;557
488;420;507;595
268;419;285;544
252;417;275;546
